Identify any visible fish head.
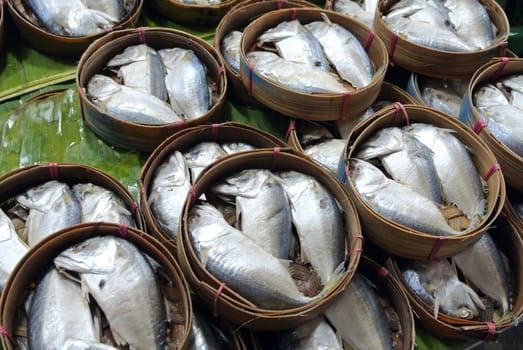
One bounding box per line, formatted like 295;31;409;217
87;75;121;102
348;159;388;194
437;277;485;320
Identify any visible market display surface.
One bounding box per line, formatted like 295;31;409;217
0;0;522;349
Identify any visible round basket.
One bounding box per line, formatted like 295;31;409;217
76;27;228;152
340;103;506;260
0;222;192;350
6;0;143;57
387;205;523;340
374;0;510;79
459;57;523;192
239;7;389;121
177;148;363;331
139;121;288;253
214;0;318;105
148;0;241;26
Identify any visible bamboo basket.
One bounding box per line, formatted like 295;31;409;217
459;57;523;192
387;205;523;340
214;0;318;105
374;0;510;79
0;162;145;231
177;148;363;331
340;104;506;260
239;8;389;121
6;0;143;57
0;222;192;350
148;0;241;26
76;27;228;152
138;122;287;254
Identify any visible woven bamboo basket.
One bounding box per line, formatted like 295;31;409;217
6;0;143;57
374;0;510;79
0;162;145;231
239;7;389;121
214;0;318;105
387;205;523;340
148;0;241;26
0;222;192;349
459;57;523;192
76;27;228;152
248;255;415;349
139;122;287;254
340;103;506;260
177;148;363;331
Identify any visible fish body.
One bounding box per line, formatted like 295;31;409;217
188;203;314;309
73;183;134;226
54;236;167;349
220;142;255;155
87;74;183;125
246;51;347;94
186;307;232;350
324;273;393;350
276;171;345;285
16;180;82;247
333;0;374;29
275;316;343;350
84;0;124;21
60;339;118;350
183;142;227;181
28;268;100;350
221;30;242;72
349;159;458;236
305;15;374;89
149;151;192;242
444;0;493;50
0;208;29;291
304;138;346;175
159;48;211;120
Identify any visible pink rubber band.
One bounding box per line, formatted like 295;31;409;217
497;41;507;58
364;32;375;52
49;162;59;180
216;65;226;87
213;282;226;317
277;0;285;9
325;0;333;10
271;147;281;171
491;57;509;82
214;37;219;49
483;163;501;182
285;120;296;140
393;102;409;126
427;236;447;261
105;26;113;33
211;123;220;141
119;224;129;238
189;187;198;205
484;322;496;342
388;34;398;66
175;120;185;127
340;92;350;120
0;326;15;345
131;202;138;217
290;8;297;20
473;120;487;134
140;186;146;195
376;266;389;288
136;27;146;44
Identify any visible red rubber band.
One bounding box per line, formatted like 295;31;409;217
140;186;146;195
271;147;281;171
340;92;350;120
325;0;333;10
211;123;220;141
213;282;226;317
427;236;447;261
491;57;509;82
285;120;296;140
290;8;297;20
497;41;507;58
277;0;285;9
393;102;409;126
136;27;146;44
388;34;398;66
49;162;59;180
376;266;389;288
0;326;15;345
119;224;128;238
105;26;113;33
189;187;198;205
483;163;501;182
248;65;254;96
214;37;219;49
473;120;487;134
216;65;226;87
175;120;185;128
484;322;496;342
364;32;375;52
344;165;350;181
131;201;138;217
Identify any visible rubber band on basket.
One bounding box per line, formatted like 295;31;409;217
105;26;113;33
119;224;129;238
325;0;333;10
339;92;350;120
344;234;364;268
211;123;220;141
78;87;87;98
343;164;350;183
271;147;281;171
364;32;375;52
376;266;389;289
392;102;409;126
483;163;501;182
175;120;185;128
189;187;198;206
49;162;60;180
131;201;139;217
277;0;285;9
0;326;15;345
484;322;496;342
491;57;509;82
248;65;254;96
136;27;146;44
213;282;226;317
285;120;296;140
427;236;447;261
497;41;507;58
140;186;146;196
473;120;487;135
290;7;297;21
388;34;398;66
216;65;226;87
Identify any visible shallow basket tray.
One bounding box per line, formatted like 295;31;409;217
239;7;389;121
339;103;506;260
459;57;523;192
76;27;228;152
177;148;363;331
148;0;242;26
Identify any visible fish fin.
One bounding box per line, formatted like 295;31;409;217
319;261;346;297
320;12;333;26
433;289;441;319
111;328;128;347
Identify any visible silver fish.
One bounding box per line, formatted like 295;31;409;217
404;123;486;227
211;169;292;259
26;0;117;36
183;142;227;182
0;208;29;291
421;78;468;118
54;236;167;349
276;171;345;286
304;138;346;176
297;120;335;147
325;273;393;350
220;141;255;155
106;44;167;101
60;339;118;350
356;127;442;203
87;74;183;125
444;0;494;50
84;0;123;22
16;180;82;247
73;183;134;226
452;231;510;315
187;307;232;350
275;316;343;350
221;30;242;72
246;51;347;94
159;48;211;120
349;159;458;236
333;0;375;30
179;0;222;4
28;268;100;350
305;13;374;89
149;151;192;242
188;202;314;309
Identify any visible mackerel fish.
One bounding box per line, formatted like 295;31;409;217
183;142;227;182
333;0;375;29
325;273;393;350
304;138;346;176
188;202;314;309
60;339;118;350
87;74;183;125
54;236;167;349
274;316;343;350
421;77;469;118
0;207;29;291
187;306;232;350
84;0;124;21
221;30;242;72
444;0;494;50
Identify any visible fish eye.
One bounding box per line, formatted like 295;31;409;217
458;306;474;320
